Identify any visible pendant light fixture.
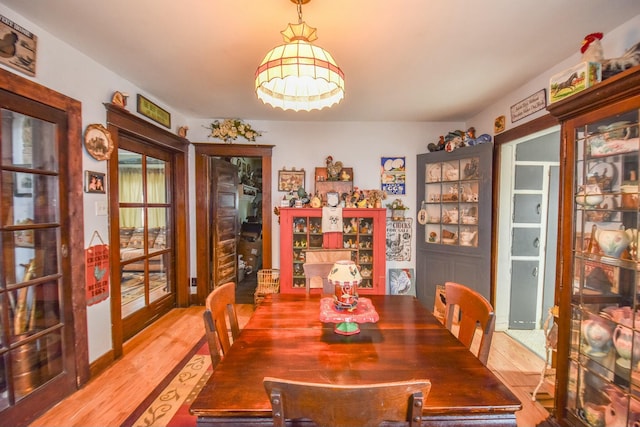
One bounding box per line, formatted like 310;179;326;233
255;0;345;112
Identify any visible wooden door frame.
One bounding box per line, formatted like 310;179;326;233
106;104;190;359
0;68;87;423
193;143;274;304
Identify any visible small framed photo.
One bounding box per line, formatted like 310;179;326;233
278;169;305;192
85;170;106;193
14;170;33;197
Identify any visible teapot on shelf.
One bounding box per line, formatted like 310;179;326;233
592;225;631;259
581;312;614;357
459;230;477;246
575;183;604;207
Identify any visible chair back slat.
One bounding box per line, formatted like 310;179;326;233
204;282;240;356
264;377;431;427
444;281;495;365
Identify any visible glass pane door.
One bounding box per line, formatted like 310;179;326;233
118;148;173;332
1;110;64;406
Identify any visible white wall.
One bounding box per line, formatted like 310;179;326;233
0;5;188;362
467;14;640;132
186;120;464;290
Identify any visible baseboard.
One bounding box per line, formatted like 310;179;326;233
89;349;115;379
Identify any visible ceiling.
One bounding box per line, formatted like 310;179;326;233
3;0;640;122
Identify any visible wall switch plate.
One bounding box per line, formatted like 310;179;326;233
95;201;108;216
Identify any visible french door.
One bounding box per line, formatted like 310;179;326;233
106;104;190;357
0;83;83;424
116;138;175;342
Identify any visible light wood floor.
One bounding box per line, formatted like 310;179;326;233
30;304;555;427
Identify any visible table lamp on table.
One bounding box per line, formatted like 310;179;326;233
328;260;362;310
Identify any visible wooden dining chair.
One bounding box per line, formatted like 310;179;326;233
444;281;496;365
263;377;431;427
204;281;240;357
202;308;223;368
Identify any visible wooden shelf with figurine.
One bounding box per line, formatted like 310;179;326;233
314;167;353;203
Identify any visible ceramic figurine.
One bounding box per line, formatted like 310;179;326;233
594;226;630;258
581;315;613;357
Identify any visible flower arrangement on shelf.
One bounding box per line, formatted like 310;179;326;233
387;198;409;220
207;119;262;143
386;198;408;211
365;189;387;208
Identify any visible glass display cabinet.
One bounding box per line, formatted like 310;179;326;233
278;207;386;294
424;156;481;247
548;65;640;427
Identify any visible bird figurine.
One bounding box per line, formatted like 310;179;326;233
325;156;343;181
581;32;604;63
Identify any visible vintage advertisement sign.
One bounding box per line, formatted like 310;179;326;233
510;89;546;123
381;157;406;195
85;244;110;306
0;14;37;76
386;217;412;261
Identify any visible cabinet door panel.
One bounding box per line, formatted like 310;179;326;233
513;194;542;223
509;260;539;329
511;228;541;256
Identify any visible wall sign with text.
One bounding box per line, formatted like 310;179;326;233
381;157;406;195
137;94;171;128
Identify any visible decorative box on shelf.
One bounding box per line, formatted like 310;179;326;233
549;61;602;104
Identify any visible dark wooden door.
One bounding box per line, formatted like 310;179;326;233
210;158;239;292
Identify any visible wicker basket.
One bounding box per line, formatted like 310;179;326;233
254;269;280;305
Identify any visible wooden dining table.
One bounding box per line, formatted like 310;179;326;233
190;294;522;426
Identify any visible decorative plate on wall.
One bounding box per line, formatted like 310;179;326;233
84;124;114;161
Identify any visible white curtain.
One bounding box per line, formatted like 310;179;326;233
119;167;166;228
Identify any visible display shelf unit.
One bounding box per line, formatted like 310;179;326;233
424;156;481;247
279;207;386;294
416;143;493;311
548;65;640;427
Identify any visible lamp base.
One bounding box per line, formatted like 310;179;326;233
334;321;360;335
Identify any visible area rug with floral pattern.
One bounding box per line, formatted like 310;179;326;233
120;337;209;427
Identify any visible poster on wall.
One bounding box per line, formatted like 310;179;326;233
0;15;37;76
381;157;405;195
85;243;110;306
388;268;415;296
386;217;412;261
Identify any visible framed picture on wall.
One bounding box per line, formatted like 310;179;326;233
85;170;106;193
14;170;32;197
278;169;305;192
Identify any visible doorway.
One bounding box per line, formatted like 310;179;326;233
495;124;560;358
106;105;190;358
0;69;86;425
193;143;274;305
